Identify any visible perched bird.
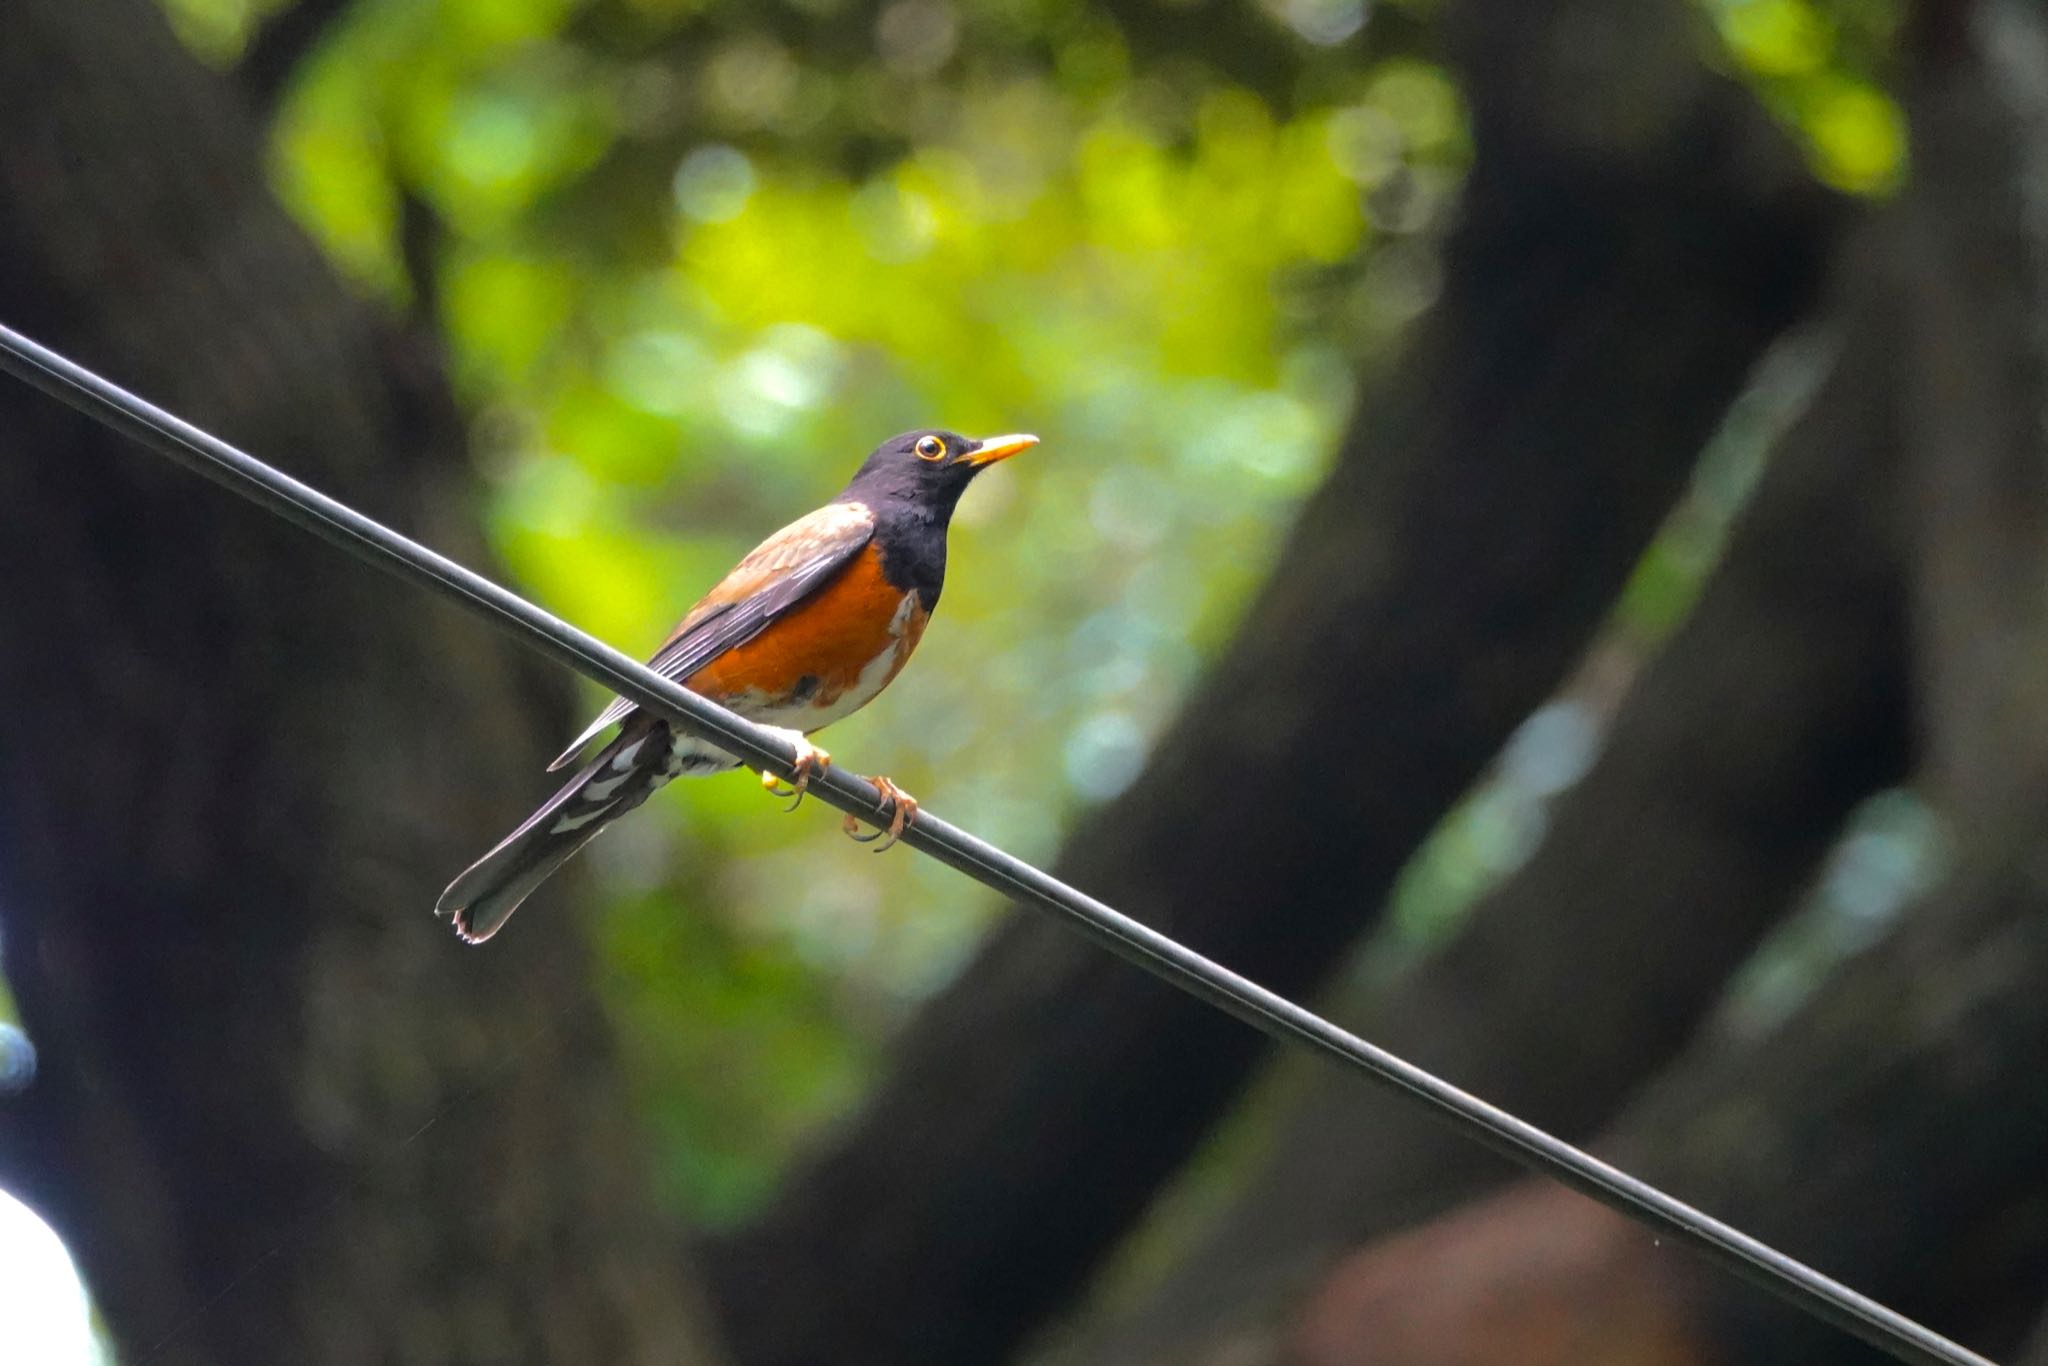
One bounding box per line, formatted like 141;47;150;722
437;428;1038;943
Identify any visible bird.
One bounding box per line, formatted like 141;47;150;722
436;428;1039;943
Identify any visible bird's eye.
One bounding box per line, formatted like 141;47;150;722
915;435;947;461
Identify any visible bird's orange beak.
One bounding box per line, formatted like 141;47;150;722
964;433;1039;467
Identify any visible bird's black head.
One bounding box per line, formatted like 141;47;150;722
840;429;1038;520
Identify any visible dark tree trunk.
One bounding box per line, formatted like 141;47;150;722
1281;6;2048;1363
1055;262;1911;1364
0;3;724;1363
1305;795;2048;1364
2020;1309;2048;1366
705;3;1839;1363
1607;878;2048;1365
240;0;356;109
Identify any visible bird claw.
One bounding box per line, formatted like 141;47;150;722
843;776;918;852
759;732;831;811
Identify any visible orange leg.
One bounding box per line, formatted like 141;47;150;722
759;729;832;811
843;776;919;852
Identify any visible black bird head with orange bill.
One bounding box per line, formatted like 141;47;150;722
840;428;1038;518
838;428;1038;608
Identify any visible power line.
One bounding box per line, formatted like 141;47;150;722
0;320;1996;1366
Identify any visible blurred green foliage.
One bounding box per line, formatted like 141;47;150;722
147;0;1902;1229
149;0;1465;1223
1700;0;1907;192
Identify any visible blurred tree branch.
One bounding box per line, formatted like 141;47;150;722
702;3;1842;1363
1600;874;2048;1363
0;2;726;1362
1056;272;1911;1364
397;187;447;325
240;0;355;110
1308;796;2048;1362
1280;4;2048;1362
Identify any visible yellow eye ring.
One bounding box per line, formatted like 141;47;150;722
915;434;947;461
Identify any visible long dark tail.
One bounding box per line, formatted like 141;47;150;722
436;722;670;943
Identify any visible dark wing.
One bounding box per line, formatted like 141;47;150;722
548;500;876;769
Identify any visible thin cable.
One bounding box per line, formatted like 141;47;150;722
0;320;1995;1366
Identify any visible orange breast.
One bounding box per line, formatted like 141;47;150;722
685;542;929;722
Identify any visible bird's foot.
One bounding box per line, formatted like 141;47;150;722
843;775;918;852
759;730;831;811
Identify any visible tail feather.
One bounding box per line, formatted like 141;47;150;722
437;726;668;942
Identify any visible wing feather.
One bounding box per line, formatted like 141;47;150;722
548;501;876;770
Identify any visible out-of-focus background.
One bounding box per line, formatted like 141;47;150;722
1;0;2042;1363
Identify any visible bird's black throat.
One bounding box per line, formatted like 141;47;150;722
838;428;1011;613
866;496;950;612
